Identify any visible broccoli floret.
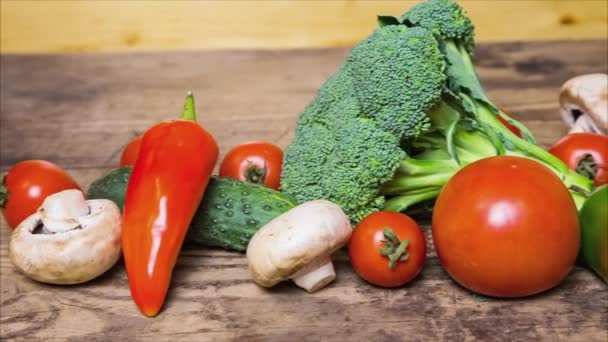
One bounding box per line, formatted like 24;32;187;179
297;66;360;129
347;25;446;139
401;0;475;56
282;118;405;223
281;0;593;223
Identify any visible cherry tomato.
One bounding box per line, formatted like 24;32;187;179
348;211;426;287
432;156;580;297
219;141;283;190
1;160;81;229
119;136;143;167
549;133;608;187
498;107;522;138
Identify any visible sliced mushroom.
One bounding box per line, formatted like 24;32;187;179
246;200;352;293
559;73;608;134
9;189;122;285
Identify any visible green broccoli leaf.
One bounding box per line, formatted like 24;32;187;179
377;15;401;28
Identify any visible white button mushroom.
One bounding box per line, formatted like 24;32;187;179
559;73;608;135
9;189;122;285
246;200;352;293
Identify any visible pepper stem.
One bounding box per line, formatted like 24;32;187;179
380;227;410;269
181;91;197;121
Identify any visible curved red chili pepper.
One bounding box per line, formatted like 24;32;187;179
121;93;218;317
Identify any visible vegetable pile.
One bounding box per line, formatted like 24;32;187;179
280;0;592;222
1;0;607;320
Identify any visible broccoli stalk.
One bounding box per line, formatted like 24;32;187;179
382;97;592;212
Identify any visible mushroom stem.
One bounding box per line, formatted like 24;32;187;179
40;190;89;233
291;258;336;293
567;114;603;134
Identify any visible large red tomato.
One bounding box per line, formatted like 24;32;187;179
549;133;608;187
1;160;81;229
349;211;426;287
432;156;580;297
219;141;283;190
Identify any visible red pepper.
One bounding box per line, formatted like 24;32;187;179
121;93;218;317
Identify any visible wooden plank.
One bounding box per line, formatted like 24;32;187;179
1;40;607;171
1;41;608;341
1;1;607;53
0;186;606;341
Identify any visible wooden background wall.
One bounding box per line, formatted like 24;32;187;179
1;0;607;53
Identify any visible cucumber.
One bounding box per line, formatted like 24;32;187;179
86;167;132;211
86;167;298;252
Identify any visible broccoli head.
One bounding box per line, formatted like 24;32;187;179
281;23;446;221
347;25;446;139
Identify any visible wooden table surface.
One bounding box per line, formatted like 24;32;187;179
1;40;607;341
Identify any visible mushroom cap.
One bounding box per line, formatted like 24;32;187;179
246;200;352;287
559;73;608;134
9;199;122;285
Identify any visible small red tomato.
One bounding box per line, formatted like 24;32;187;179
348;211;426;287
1;160;81;229
219;141;283;190
498;107;522;138
549;133;608;187
119;136;143;167
433;156;580;298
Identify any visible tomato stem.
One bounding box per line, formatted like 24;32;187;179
181;91;197;121
244;160;267;184
575;154;597;181
380;227;409;269
0;174;8;208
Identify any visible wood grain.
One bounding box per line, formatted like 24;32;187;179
1;40;608;341
1;0;607;53
2;40;608;170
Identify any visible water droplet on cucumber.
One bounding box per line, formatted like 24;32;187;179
262;205;272;211
247;219;258;226
225;211;234;217
241;191;249;196
243;209;252;215
241;198;248;203
242;204;252;210
225;201;234;208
